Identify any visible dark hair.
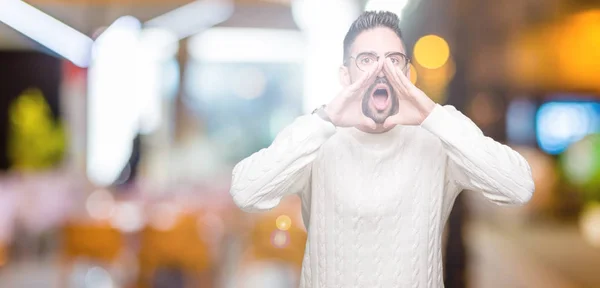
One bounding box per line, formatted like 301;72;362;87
342;11;404;63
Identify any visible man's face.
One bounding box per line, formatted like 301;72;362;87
346;27;406;124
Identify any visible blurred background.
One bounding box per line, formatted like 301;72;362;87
0;0;600;287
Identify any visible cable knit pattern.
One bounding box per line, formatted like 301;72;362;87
230;104;535;288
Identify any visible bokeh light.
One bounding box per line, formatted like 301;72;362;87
271;230;290;248
110;202;144;233
86;189;115;220
275;215;292;231
536;102;600;155
85;266;114;288
561;134;600;190
149;202;180;231
414;35;450;69
579;202;600;248
409;63;417;84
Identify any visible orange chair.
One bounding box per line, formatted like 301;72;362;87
137;212;217;288
60;221;125;287
62;221;123;263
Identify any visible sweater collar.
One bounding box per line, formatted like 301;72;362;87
345;125;406;150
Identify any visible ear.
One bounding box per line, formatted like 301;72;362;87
339;65;351;87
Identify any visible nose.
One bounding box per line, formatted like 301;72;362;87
377;69;385;78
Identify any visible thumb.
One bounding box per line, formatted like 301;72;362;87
363;117;377;130
382;116;397;129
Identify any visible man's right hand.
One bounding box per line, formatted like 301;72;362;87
324;60;383;130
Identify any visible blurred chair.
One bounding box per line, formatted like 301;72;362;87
0;242;7;269
137;212;216;288
235;197;306;287
60;221;125;287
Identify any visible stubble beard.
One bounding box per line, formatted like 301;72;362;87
361;78;399;124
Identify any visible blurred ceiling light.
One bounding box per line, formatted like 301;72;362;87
364;0;410;19
291;0;360;113
291;0;358;33
145;0;234;40
87;16;142;187
0;0;93;67
139;28;179;61
414;34;450;69
94;15;141;45
189;28;305;63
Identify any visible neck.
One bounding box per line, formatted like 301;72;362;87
356;124;395;134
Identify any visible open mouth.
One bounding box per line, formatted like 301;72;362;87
371;86;390;111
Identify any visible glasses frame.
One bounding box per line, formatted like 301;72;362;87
345;51;411;73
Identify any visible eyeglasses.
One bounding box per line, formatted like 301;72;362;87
345;52;410;73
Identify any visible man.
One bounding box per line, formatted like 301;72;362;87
230;11;534;288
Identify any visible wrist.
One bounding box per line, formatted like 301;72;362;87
313;105;336;126
417;95;436;124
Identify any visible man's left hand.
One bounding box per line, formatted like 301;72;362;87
382;58;436;128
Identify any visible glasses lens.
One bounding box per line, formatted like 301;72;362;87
355;53;378;71
387;53;409;70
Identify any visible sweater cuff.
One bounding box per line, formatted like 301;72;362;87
308;113;337;136
420;104;465;141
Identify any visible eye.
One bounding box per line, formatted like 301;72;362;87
357;54;377;65
388;55;402;65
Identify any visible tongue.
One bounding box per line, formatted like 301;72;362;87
372;94;388;110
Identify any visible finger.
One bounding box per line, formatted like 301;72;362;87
361;61;383;88
383;115;399;129
395;64;412;87
363;117;377;130
347;66;376;92
383;59;404;91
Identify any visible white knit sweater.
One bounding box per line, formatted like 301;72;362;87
230;104;534;288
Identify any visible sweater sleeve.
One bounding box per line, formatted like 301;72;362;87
230;114;337;212
420;104;535;205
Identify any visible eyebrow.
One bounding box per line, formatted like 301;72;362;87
357;51;405;56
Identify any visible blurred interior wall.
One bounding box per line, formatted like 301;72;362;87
0;51;61;170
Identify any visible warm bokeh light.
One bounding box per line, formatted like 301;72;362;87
414;56;455;102
413;34;450;69
276;215;292;231
510;9;600;92
556;10;600;91
86;189;115;220
110;202;144;233
579;202;600;248
468;92;501;127
149;202;180;231
409;63;417;84
271;230;290;248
